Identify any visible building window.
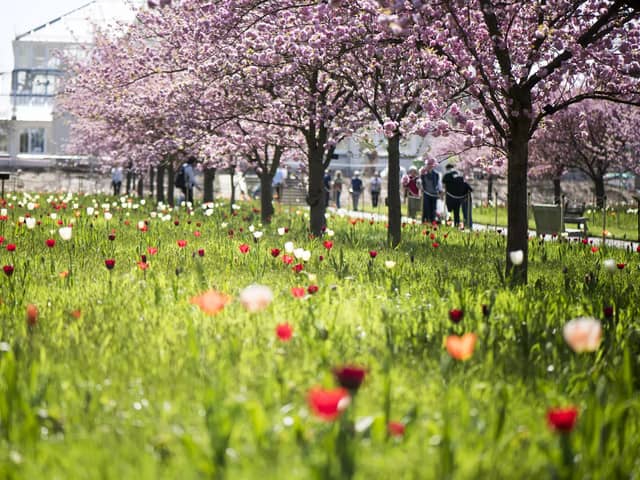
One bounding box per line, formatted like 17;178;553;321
19;128;45;154
0;122;8;153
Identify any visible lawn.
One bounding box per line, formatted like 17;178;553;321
1;193;639;479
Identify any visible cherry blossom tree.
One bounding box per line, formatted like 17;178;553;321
530;101;640;207
363;0;640;283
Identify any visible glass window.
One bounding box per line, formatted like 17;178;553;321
0;130;8;153
19;128;45;153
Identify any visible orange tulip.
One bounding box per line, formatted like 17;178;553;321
26;304;38;327
189;290;231;315
445;333;477;361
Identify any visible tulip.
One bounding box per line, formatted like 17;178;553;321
509;249;524;266
563;317;602;353
189;290;231;315
323;240;333;250
239;284;274;312
177;240;187;248
307;387;350;421
239;243;250;254
333;365;367;391
45;238;56;248
275;323;293;341
198;249;205;257
547;407;578;433
6;243;16;252
384;260;396;269
59;227;72;241
25;217;36;229
369;250;377;258
104;259;115;270
603;305;613;319
26;304;38;327
448;308;464;323
291;287;305;298
307;285;319;295
270;248;281;257
284;241;295;253
3;265;14;276
388;421;406;437
603;258;616;273
446;333;477;360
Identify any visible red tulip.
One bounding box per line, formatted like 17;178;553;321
291;287;305;298
270;248;281;257
26;304;38;327
6;243;16;252
388;421;406;437
147;247;158;255
239;243;250;254
108;233;116;241
307;387;350;421
432;242;440;248
616;263;625;269
177;240;187;248
636;245;640;253
292;263;304;273
369;250;377;258
591;246;599;253
198;249;205;257
275;323;293;341
0;236;4;244
307;285;319;294
137;261;149;270
547;407;578;433
105;259;115;270
45;238;56;248
282;254;294;265
449;308;464;323
333;365;367;391
603;305;614;319
3;265;14;276
193;230;201;237
323;240;333;250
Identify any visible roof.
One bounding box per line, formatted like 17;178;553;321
15;0;145;44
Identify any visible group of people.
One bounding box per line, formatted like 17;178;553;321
323;170;383;211
402;163;473;227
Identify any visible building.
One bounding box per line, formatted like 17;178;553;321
0;0;143;171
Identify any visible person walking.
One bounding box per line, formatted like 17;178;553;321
461;179;474;229
176;156;199;206
111;166;123;196
441;164;467;227
370;171;382;208
333;170;344;208
350;171;363;211
420;162;440;223
402;166;421;219
323;170;332;207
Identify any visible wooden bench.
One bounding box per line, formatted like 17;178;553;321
531;203;585;238
280;184;307;205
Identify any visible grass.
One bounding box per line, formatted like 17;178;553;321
0;193;639;479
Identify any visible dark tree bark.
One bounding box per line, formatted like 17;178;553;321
553;177;562;204
307;146;326;237
156;164;165;203
137;176;144;197
487;175;494;204
203;168;216;203
506;102;532;285
148;167;155;198
167;162;175;206
594;175;606;208
126;169;133;195
387;134;402;247
259;174;274;223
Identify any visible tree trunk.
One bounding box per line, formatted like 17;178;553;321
203;168;216;203
594;175;605;209
487;175;494;204
156;164;165;203
259;173;275;224
506;117;531;285
148;167;155;198
553;177;562;204
387;134;402;247
167;162;175;206
137;176;144;197
307;147;326;237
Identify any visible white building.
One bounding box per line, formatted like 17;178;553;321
0;0;143;170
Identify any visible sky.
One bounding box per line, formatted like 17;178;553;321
0;0;92;74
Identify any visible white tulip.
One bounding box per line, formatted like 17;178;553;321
104;212;113;221
25;217;36;229
59;226;72;241
86;207;95;216
603;258;616;273
253;231;263;239
509;250;524;266
284;241;295;253
277;227;286;235
563;317;602;353
384;260;396;269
